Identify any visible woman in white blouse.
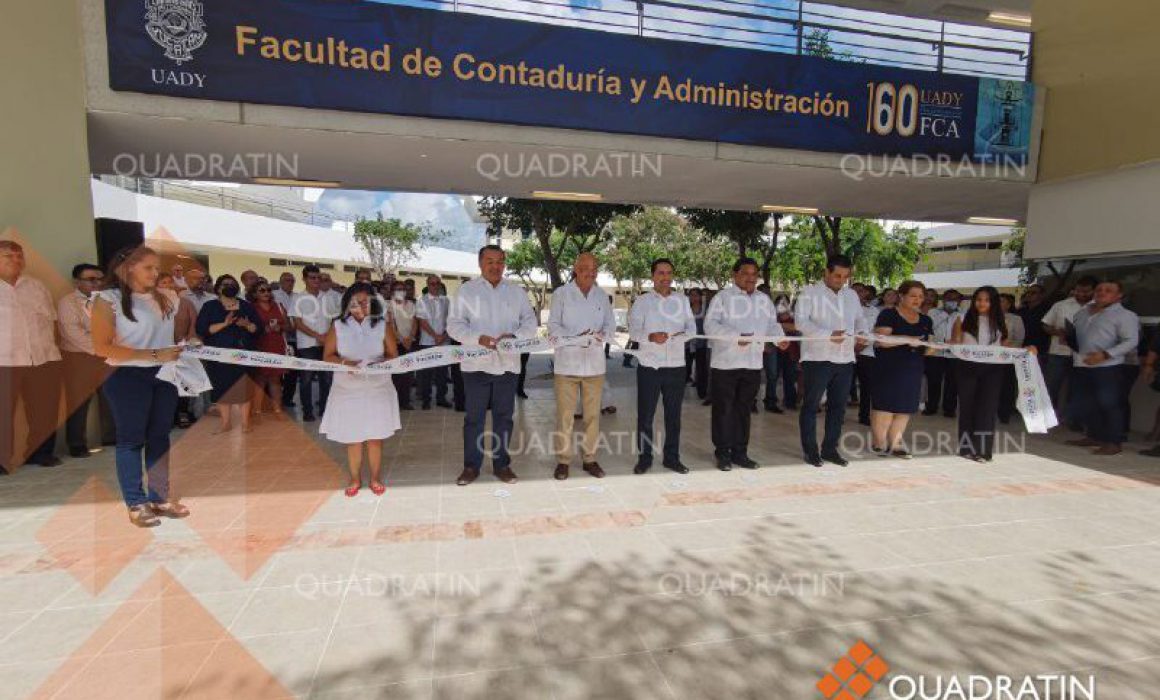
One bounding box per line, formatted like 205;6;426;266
91;246;190;527
950;286;1010;463
321;283;401;497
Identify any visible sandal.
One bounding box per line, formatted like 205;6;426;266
150;501;190;519
344;483;361;498
128;504;161;528
370;481;386;496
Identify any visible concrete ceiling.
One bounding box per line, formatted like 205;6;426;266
818;0;1032;25
87;110;1032;223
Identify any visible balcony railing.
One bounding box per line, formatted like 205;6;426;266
373;0;1031;80
99;176;348;229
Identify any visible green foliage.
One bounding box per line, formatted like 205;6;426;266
602;207;678;297
677;208;770;256
803;28;862;63
777;217;925;288
1001;226;1038;286
352;216;445;278
477;197;638;289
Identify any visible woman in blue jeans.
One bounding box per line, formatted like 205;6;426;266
92;246;191;528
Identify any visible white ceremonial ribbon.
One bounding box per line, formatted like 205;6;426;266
161;332;1056;433
155;352;214;397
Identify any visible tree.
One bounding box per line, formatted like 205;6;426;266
778;217;925;288
505;238;550;316
812;215;844;258
353;216;445;278
1001;226;1082;300
602;207;678;301
677;208;770;257
803;28;861;63
668;226;736;289
477;197;638;289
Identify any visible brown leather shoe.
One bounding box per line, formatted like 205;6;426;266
582;462;605;478
1093;444;1122;456
495;466;519;484
456;467;479;486
1065;438;1100;447
554;464;569;480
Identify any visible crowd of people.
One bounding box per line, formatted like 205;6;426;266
1;237;1157;528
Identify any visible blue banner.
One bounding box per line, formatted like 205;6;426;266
106;0;1034;162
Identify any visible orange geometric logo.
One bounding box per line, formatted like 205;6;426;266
817;640;890;699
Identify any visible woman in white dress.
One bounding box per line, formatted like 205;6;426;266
320;283;401;497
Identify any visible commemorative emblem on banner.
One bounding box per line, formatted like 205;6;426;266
145;0;207;65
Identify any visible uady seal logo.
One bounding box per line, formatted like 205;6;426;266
145;0;207;65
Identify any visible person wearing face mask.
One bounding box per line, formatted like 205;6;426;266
388;281;419;410
196;274;262;433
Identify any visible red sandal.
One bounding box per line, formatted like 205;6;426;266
370;481;386;496
344;483;361;498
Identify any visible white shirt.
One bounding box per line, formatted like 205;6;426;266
703;286;785;370
0;275;60;366
416;293;450;346
858;305;877;358
628;290;698;369
1005;312;1025;347
96;289;178;367
1042;297;1084;356
793;282;869;364
289;290;342;349
957;314;1003;346
181;289;215;315
58;290;94;355
447;277;538;375
927;307;955;344
548;282;617;377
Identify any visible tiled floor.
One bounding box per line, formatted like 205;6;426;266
2;354;1160;698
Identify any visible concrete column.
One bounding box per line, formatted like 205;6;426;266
1;0;95;287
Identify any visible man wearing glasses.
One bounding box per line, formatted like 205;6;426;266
58;263;117;458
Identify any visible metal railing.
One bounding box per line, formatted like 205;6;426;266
99;176;348;229
373;0;1031;80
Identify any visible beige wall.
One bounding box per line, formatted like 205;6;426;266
1;1;95;294
1032;0;1160;182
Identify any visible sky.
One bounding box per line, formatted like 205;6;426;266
319;190;488;253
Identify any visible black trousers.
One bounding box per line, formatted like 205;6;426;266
636;365;685;464
855;356;875;424
281;341;298;406
1071;366;1128;445
62;352;115;452
516;352;531;394
924;356;958;415
710;368;761;458
956;362;1004;459
997;366;1018;424
392;346;415;407
692;348;710;399
417;345;450;404
799;361;855;459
